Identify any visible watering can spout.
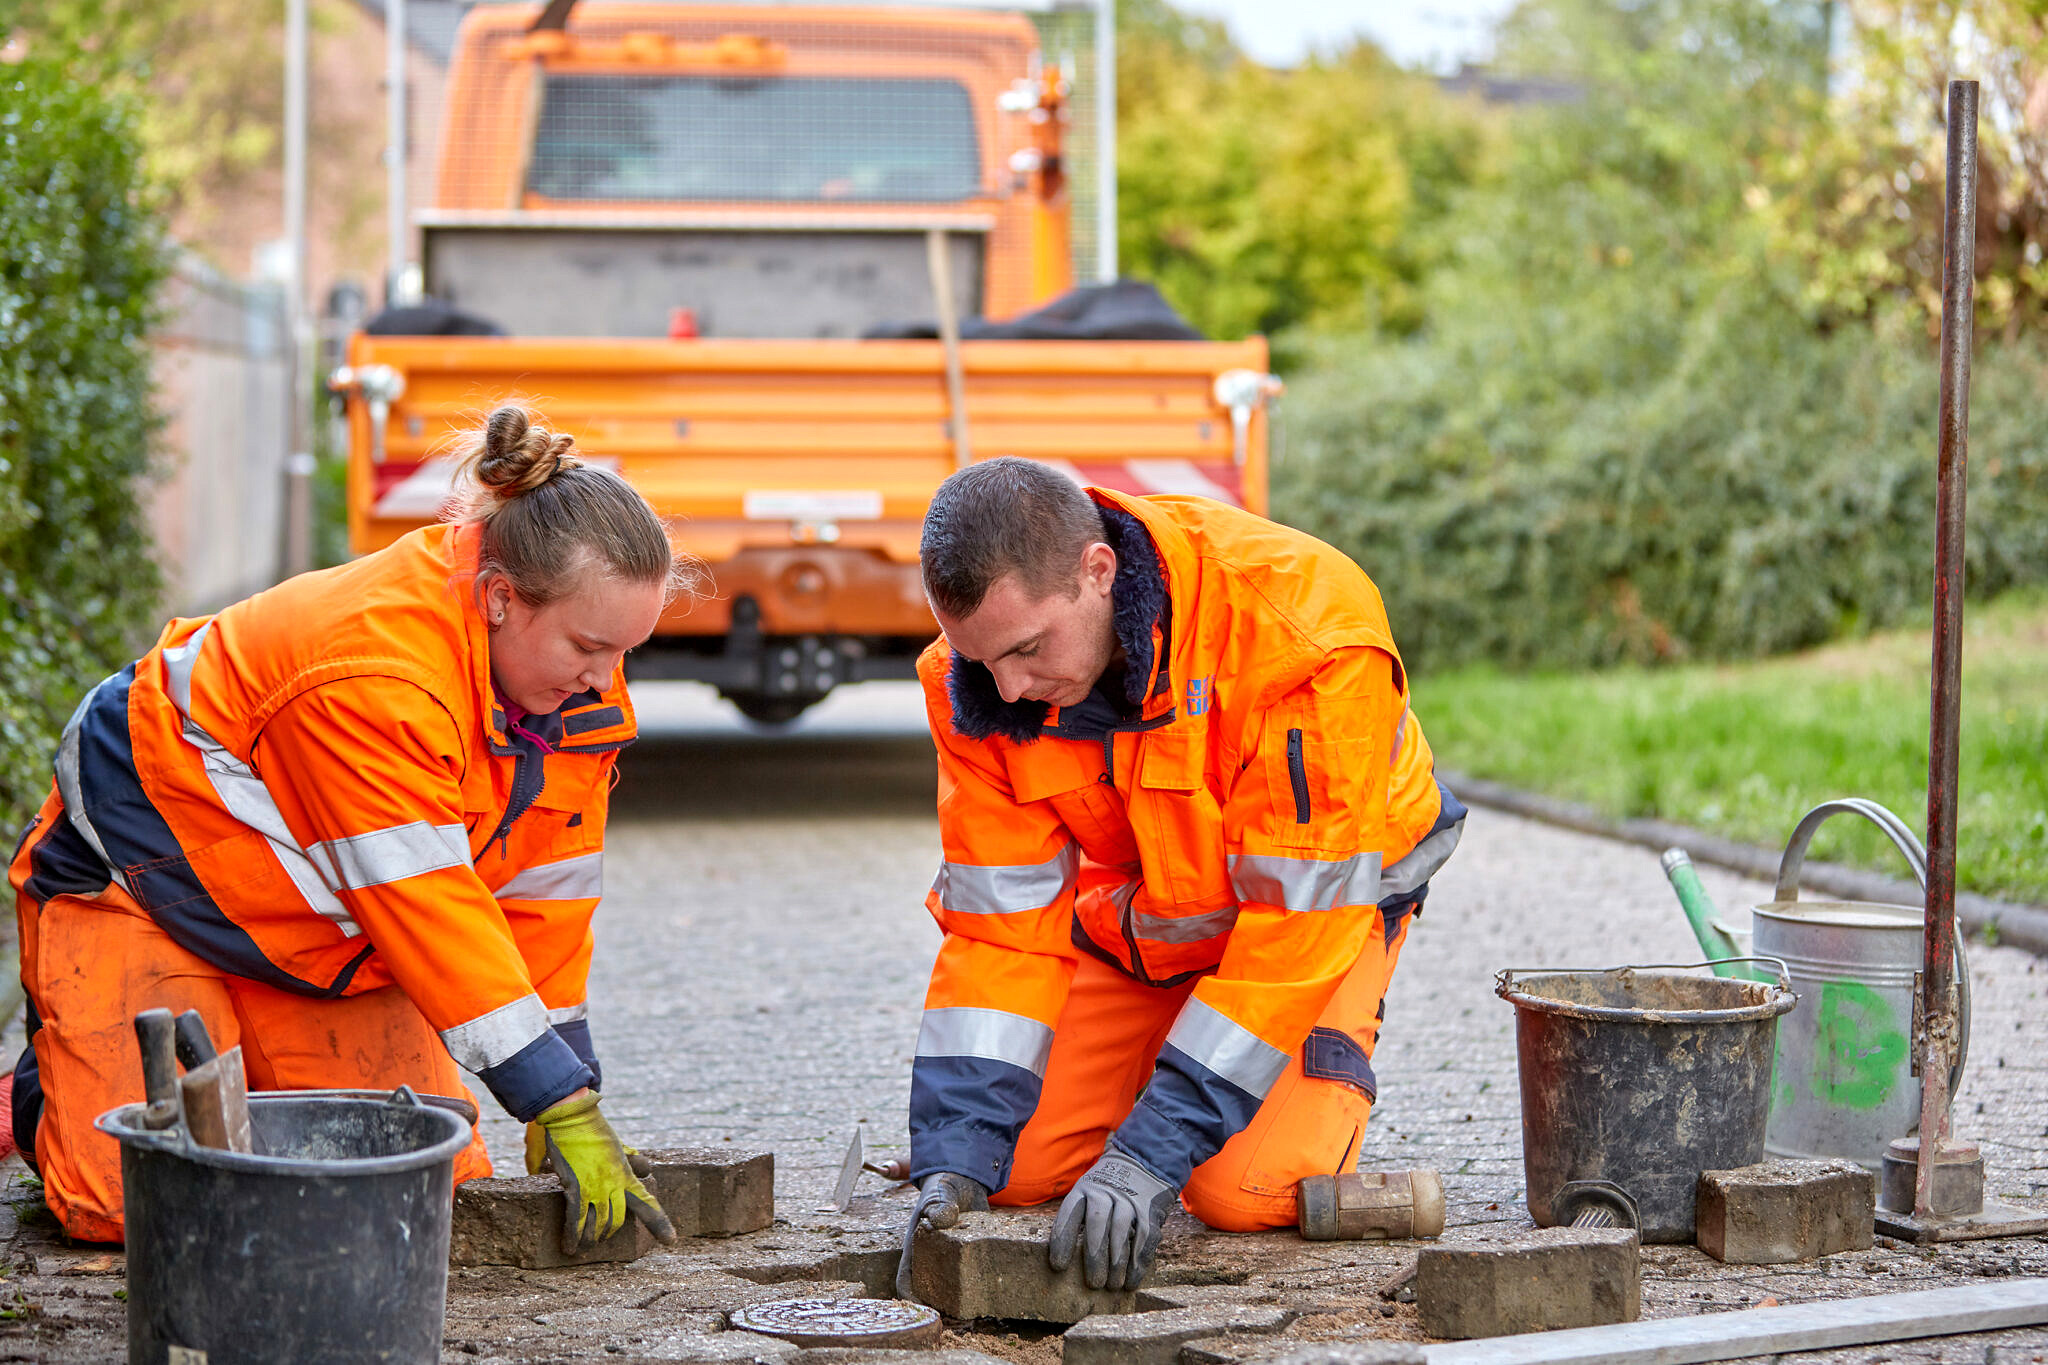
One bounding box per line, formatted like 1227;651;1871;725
1661;847;1748;976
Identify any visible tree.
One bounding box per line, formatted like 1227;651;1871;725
1116;0;1494;340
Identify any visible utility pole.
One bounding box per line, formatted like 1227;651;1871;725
281;0;313;578
386;0;411;304
1095;0;1116;283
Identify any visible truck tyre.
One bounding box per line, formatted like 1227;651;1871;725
728;694;816;727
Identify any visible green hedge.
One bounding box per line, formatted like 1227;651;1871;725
1274;315;2048;674
1;51;169;835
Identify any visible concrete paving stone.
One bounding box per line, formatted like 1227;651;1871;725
450;1149;773;1268
637;1146;778;1237
534;1303;729;1334
600;1332;803;1363
1415;1227;1640;1339
1133;1286;1279;1312
1695;1158;1876;1265
452;1174;656;1268
1192;1348;1425;1365
788;1351;1016;1365
1177;1344;1428;1365
721;1240;905;1299
1061;1306;1293;1365
908;1212;1141;1323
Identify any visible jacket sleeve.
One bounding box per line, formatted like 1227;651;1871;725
1112;646;1405;1188
254;678;594;1122
908;662;1080;1191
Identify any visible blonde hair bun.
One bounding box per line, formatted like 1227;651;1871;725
470;405;582;500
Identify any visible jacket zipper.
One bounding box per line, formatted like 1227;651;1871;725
486;737;549;858
1094;710;1175;980
1287;728;1311;824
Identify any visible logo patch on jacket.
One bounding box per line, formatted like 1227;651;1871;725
1187;676;1213;716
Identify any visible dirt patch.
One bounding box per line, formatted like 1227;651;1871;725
943;1322;1065;1365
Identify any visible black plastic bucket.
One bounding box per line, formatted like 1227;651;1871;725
97;1087;471;1365
1495;961;1797;1242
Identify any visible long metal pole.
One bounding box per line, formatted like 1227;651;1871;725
385;0;410;304
1094;0;1116;283
281;0;312;578
1917;77;1977;1221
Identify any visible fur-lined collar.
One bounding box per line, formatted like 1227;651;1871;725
946;504;1170;744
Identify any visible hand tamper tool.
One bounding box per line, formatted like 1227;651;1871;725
1298;1168;1447;1241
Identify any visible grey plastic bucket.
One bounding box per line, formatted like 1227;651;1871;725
1752;799;1970;1169
1496;960;1797;1242
97;1086;470;1365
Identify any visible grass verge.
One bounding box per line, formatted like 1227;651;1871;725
1417;593;2048;905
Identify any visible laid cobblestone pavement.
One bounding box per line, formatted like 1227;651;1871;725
2;682;2043;1362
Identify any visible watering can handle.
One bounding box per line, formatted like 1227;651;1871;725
1774;798;1928;902
1770;796;1972;1111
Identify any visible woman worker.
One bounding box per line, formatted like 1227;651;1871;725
8;404;682;1248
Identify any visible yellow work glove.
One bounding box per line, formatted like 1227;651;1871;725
524;1124;655;1178
525;1092;676;1250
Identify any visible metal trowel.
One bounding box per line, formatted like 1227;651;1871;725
825;1127;912;1211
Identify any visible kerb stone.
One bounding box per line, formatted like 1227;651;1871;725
1061;1305;1292;1365
1415;1228;1638;1339
908;1212;1138;1323
1695;1158;1876;1265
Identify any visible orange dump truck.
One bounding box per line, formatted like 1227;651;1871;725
335;0;1277;723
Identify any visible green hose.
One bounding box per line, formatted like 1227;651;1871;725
1659;847;1748;978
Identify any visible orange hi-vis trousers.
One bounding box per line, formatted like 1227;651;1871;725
994;912;1408;1231
12;796;492;1242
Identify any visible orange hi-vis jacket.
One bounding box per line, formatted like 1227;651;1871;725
908;491;1464;1192
33;522;628;1120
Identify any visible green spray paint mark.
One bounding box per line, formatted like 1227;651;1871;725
1809;980;1908;1110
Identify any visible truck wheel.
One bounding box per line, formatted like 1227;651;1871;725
728;694;816;727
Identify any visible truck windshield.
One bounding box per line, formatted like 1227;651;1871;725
527;75;982;203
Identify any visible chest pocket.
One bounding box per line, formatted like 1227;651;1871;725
1261;706;1384;854
1137;729;1232;907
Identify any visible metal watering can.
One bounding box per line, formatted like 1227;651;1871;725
1664;798;1970;1170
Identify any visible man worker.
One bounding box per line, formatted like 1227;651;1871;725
898;458;1465;1295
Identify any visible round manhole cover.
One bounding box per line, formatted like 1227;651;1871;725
731;1297;943;1348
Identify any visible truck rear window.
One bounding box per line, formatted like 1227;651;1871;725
526;75;982;204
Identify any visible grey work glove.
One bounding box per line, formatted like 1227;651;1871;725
1048;1148;1178;1290
896;1172;990;1301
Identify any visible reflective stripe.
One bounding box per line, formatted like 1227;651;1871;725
547;1003;589;1025
54;680;131;897
1227;851;1383;914
177;720;362;937
1163;997;1290;1099
915;1006;1055;1078
563;706;625;737
160;621;211;718
1132;904;1240;944
932;842;1078;916
307;820;468;891
497;850;604;902
441;992;551;1072
1380;818;1465;900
